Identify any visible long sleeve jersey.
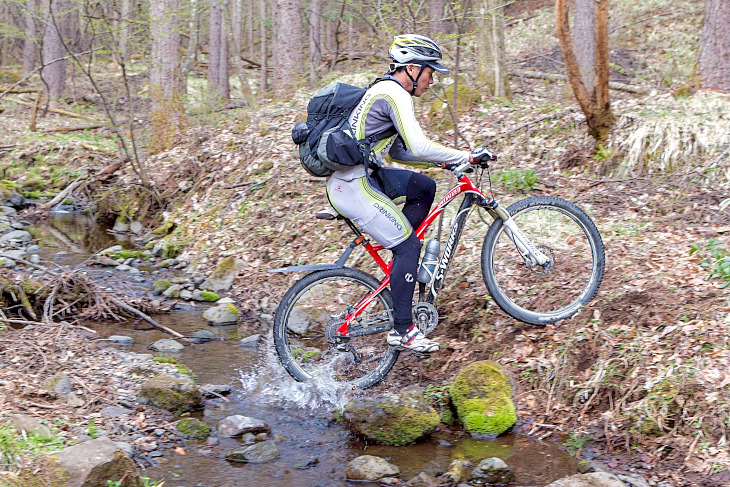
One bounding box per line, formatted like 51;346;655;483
330;77;469;181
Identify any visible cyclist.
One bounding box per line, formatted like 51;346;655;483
326;34;491;354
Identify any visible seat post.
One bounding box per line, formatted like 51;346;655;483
343;218;363;238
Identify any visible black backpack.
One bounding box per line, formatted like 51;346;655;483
291;80;397;177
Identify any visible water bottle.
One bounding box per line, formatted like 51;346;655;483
417;239;441;283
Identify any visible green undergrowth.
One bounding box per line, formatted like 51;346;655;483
691;238;730;289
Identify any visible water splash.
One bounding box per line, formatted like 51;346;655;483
237;339;354;413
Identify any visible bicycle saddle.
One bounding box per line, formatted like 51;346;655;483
315;207;341;220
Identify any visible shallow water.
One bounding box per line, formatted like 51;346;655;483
33;213;580;486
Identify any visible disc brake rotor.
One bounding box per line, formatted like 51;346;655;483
531;245;555;276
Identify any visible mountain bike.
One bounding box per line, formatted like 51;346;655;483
270;158;605;388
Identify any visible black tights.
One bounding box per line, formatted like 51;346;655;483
388;172;436;333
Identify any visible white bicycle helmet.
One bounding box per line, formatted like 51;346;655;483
388;34;449;75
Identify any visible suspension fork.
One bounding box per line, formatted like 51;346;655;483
486;204;549;267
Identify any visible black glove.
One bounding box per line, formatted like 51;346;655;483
470;147;497;167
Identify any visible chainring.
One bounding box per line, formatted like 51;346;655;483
413;302;438;336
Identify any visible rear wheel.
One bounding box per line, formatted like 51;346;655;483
481;196;605;325
273;267;399;389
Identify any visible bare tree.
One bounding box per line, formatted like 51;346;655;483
117;0;133;66
698;0;730;92
222;0;256;106
309;0;322;84
208;0;230;101
556;0;613;146
272;0;302;91
573;0;595;92
149;0;186;152
428;0;448;36
260;0;269;93
41;0;71;105
23;0;38;76
181;0;201;94
477;0;510;99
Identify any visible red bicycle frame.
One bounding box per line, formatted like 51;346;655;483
336;170;494;336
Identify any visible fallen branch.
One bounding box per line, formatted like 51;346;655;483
0;318;45;326
0;85;38;94
38;175;88;211
107;296;185;338
4;97;101;121
511;69;651;94
40;123;107;133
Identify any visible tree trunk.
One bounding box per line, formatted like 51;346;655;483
477;0;511;99
149;0;186;153
41;0;71;104
259;0;269;93
429;0;447;36
273;0;302;92
181;0;200;94
222;0;256;107
573;0;595;92
555;0;614;147
309;0;322;84
23;0;38;76
118;0;133;65
698;0;730;91
208;1;230;101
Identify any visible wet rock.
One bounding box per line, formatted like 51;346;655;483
108;335;134;344
0;205;17;216
242;433;256;444
0;229;31;243
200;256;243;292
8;192;25;207
450;361;517;437
26;244;41;253
180;289;193;300
48;438;140;487
191;330;215;343
216;415;270;437
206;437;220;447
405;472;439;486
113;218;130;233
200;384;231;397
225;440;279;463
149;338;184;352
8;414;52;437
177;418;210;439
545;472;625;487
156;258;177;268
100;406;132;418
293;457;319;469
163;283;183;298
468;457;515;484
342;387;439;445
380;478;401;486
617;474;651;487
345;455;400;481
202;302;239;325
100;245;123;254
239;334;261;347
114;441;134;456
66;392;85;408
116;264;133;272
29;254;41;264
44;373;72;396
0;249;25;260
138;374;203;414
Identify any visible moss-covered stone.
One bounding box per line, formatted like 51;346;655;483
138;374;203;414
342;388;439;446
0;70;21;84
449;361;517;437
177;418;210;439
199;291;219;302
153;280;171;292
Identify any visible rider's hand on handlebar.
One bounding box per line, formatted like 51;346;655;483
469;147;497;168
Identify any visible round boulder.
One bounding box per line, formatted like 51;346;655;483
342;387;439;446
225;440;279;463
138;374;203;414
449;361;517;437
346;455;400;481
202;303;239;325
468;457;516;484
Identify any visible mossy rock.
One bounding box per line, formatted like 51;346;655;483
428;84;481;131
449;361;517;437
341;388;439;446
199;291;219;302
177;418;210;439
138;374;203;414
153;280;171;292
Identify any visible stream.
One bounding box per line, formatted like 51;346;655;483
33;213;581;486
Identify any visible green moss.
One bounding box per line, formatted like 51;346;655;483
1;179;18;188
153;280;171;292
176;418;210;439
210;256;237;278
199;291;219;302
151;220;176;236
153;357;178;364
224;302;239;318
449;361;517;437
139;375;203;414
109;250;150;261
162;242;181;259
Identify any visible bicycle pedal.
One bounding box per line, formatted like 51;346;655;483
411;352;431;359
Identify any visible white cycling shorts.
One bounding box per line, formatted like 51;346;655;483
326;175;411;249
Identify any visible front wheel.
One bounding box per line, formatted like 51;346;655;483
481;196;605;325
273;267;399;389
